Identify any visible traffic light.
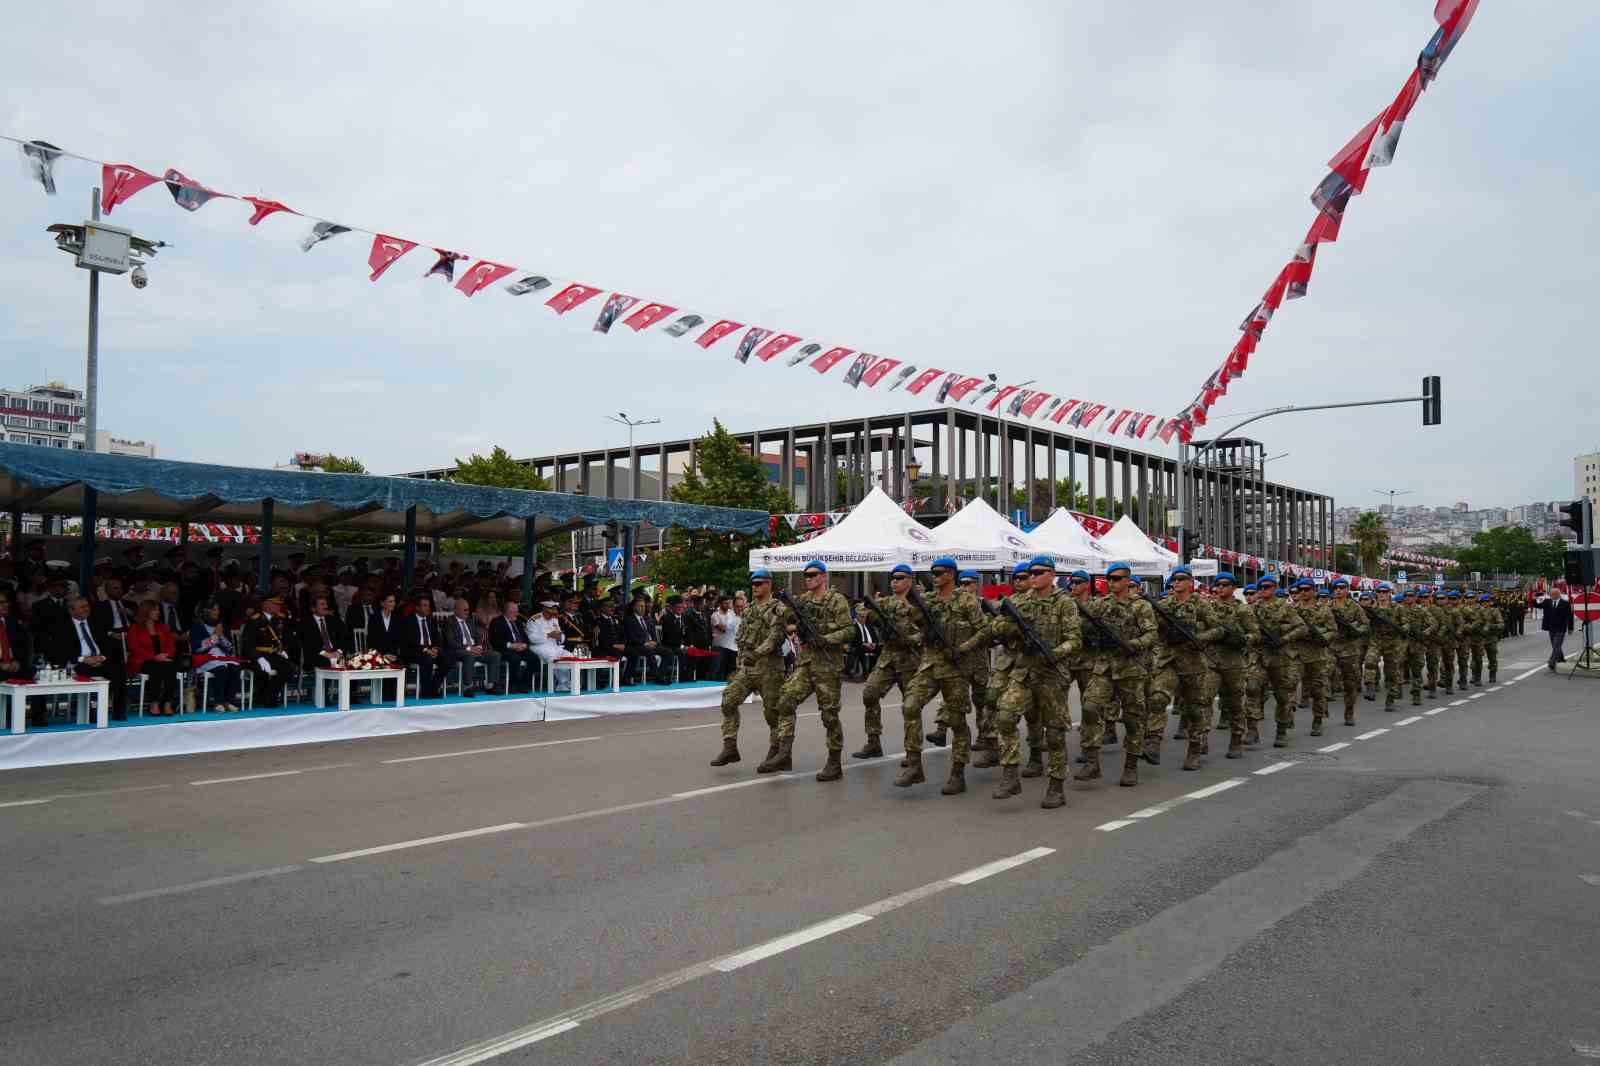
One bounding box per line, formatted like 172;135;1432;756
1559;499;1592;543
1421;375;1441;426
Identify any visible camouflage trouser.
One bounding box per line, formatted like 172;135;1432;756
979;663;1010;744
1456;642;1471;686
1439;644;1456;691
775;661;843;750
719;657;785;740
902;666;971;764
861;653;917;739
1364;639;1406;702
1423;643;1442;692
1261;652;1299;725
1145;660;1177;738
1084;671;1147;753
1403;643;1426;698
1213;655;1248;740
965;660;990;729
1299;651;1330;720
984;664;1042;750
1163;668;1211;739
1332;651;1362;713
1244;658;1265;724
1071;665;1095;730
1472;640;1496;681
1076;666;1119;752
996;666;1069;778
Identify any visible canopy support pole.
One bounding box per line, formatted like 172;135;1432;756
403;506;417;594
521;518;536;606
621;524;636;599
79;487;97;596
258;499;274;591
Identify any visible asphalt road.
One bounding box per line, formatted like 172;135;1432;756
2;630;1596;1066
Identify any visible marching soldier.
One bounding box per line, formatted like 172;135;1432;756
712;569;788;768
770;560;856;781
1437;590;1461;696
990;557;1083;806
1208;573;1260;758
1149;566;1224;770
1069;569;1116;779
1326;578;1369;727
1420;588;1446;698
1082;562;1158;787
854;564;922;760
929;569;996;753
1454;591;1474;690
1399;587;1431;706
973;563;1048;774
896;557;989;793
1363;583;1407;712
1243;582;1269;747
1473;593;1500;684
1253;575;1307;747
1291;580;1337;736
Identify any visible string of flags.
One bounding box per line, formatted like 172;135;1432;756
99;523;261;544
1384;548;1459;568
7;139;1158;442
1200;544;1384;590
1159;0;1480;446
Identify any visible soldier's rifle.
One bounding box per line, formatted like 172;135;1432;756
861;595;908;646
1254;610;1287;651
999;597;1076;687
1148;596;1222;669
1359;603;1399;633
774;589;821;648
906;588;953;654
1073;600;1151;675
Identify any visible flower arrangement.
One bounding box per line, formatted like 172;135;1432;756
338;650;396;671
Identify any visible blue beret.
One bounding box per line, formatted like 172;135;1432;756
1479;594;1493;602
1293;578;1314;590
1105;561;1131;577
930;556;958;572
889;563;913;577
1316;589;1330;598
1070;569;1091;581
958;569;979;581
803;559;827;574
1243;582;1258;592
1258;574;1278;586
1378;582;1392;592
1446;590;1459;598
1027;555;1056;572
1168;565;1192;580
1012;562;1030;577
1402;587;1417;597
1331;577;1349;588
1214;571;1236;584
750;568;772;580
1276;589;1288;598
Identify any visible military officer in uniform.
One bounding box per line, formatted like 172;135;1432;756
712;569;788;768
973;563;1044;771
854;564;922;760
927;569;993;752
1292;579;1337;735
1069;569;1116;777
1253;575;1308;747
1326;577;1369;727
1436;590;1460;696
989;557;1083;806
896;557;989;793
771;560;856;781
1149;566;1224;771
1363;583;1407;712
1399;587;1431;706
1474;593;1500;684
1083;562;1158;787
1242;582;1269;747
1208;573;1259;758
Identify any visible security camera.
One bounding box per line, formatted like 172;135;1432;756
130;265;148;289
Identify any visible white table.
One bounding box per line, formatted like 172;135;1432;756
313;668;407;712
2;679;112;734
549;659;621;695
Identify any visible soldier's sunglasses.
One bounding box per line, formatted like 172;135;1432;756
890;573;911;581
1069;577;1089;585
930;568;952;576
1028;568;1052;577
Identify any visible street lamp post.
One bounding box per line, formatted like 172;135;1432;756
604;411;660;453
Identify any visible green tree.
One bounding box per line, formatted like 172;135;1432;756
1009;479;1093;517
653;421;794;591
1455;526;1567;578
1333;544;1360;574
320;453;367;474
1349;511;1389;577
441;446;556;559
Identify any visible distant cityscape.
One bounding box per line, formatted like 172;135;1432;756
1333;500;1572;553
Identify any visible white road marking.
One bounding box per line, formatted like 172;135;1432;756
1317;742;1351;753
1488;686;1503;693
1450;699;1470;706
309;823;526;864
1183;779;1247;800
947;847;1054;885
711;913;874;971
415;1020;583;1066
1395;716;1423;726
1515;666;1544;681
1580;875;1600;888
1469;693;1486;700
1565;810;1592;820
668;723;720;731
1424;708;1447;716
1572;1040;1600;1059
0;798;53;808
382;735;603;763
1095;819;1138;832
99;865;303;906
1354;729;1389;740
0;783;173;811
856;880;953;917
190;770;303;786
673;778;786;799
1253;762;1298;775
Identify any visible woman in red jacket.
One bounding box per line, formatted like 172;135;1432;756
127;599;181;715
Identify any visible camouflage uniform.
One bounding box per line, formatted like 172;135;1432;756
1147;595;1223;758
773;587;855;751
979;594;1043;760
991;588;1082;781
1421;597;1447;695
1454;602;1473;688
1069;596;1110;760
1253;594;1308;735
1362;599;1408;708
859;595;921;747
900;589;989;767
1209;594;1261;751
1435;601;1458;695
1293;596;1338;730
1327;594;1370;721
717;597;787;742
1401;598;1433;704
1083;593;1158;783
1472;600;1499;683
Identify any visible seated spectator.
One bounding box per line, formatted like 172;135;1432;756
489;599;539;694
366;591;400;656
441;597;501;697
0;591;31;684
127;600;181;716
623;595;667;685
398;592;450;699
473;589;501;633
157;581;190;649
525;600;571;691
557;593;590;655
190;601;242;711
298;594;351;671
593;597;627;673
52;595;127;721
242;595;294;708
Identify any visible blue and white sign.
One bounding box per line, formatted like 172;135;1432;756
1011;509;1027;527
606;547;626;574
1396;569;1408;584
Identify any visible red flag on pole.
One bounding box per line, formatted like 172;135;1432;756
1019;391;1051;418
905;368;944;395
754;333;801;362
810;347;854;374
623;302;676;331
860;357;902;387
1052;399;1080;424
100;163;161;214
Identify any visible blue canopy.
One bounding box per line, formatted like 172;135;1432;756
0;443;767;539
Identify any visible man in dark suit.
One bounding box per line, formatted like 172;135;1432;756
623;597;666;685
0;591;32;684
28;574;73;640
398;592;451;699
344;586;377;642
593;598;626;665
441;597;502;696
659;595;694;683
90;575;136;637
488;599;539;694
1543;588;1575;671
298;595;351;672
55;596;127;721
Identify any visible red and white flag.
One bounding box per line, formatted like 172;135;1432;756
623;302;676;331
945;376;984;402
367;235;417;281
1366;71;1424;168
1134;414;1157;438
1052;399;1081;424
696;320;743;348
754;333;801;362
243;197;294;226
905;368;944;395
425;249;468;282
987;385;1022;413
810;347;855;374
1107;410;1133;435
1077;403;1106;428
546;283;603;314
860;357;902;387
1019;391;1051;418
163;169;229;212
594;293;639;333
100;163;161;214
456;260;514;297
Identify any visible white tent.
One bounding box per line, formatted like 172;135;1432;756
748;486;937;572
1094;514;1174;576
917;497;1036;571
1026;508;1114;573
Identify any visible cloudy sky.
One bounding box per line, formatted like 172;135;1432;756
2;1;1595;511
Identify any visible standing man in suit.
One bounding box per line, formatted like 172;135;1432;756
1543;587;1575;671
442;596;502;696
57;596;127;721
399;592;450;698
489;599;539;693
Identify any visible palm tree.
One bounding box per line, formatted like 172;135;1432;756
1349;511;1390;577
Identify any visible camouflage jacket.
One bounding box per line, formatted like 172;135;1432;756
1083;594;1157;679
1477;603;1502;641
1364;602;1407;643
1328;598;1370;653
866;594;922;667
776;588;854;669
1069;594;1109;671
1151;595;1223;673
734;597;787;667
990;590;1028;673
1253;598;1308;656
990;587;1082;680
1294;602;1338;661
1431;604;1458;642
912;588;989;677
1209;595;1261;662
1401;602;1436;643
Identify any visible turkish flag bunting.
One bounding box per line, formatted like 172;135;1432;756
1176;416;1194;444
1305;212;1343;247
1367;71;1424;168
546;283;603;314
754;333;801;362
1107;410;1133;435
1155;419;1173;443
945;376;985;402
905;368;944;395
810;347;854;374
244;197;294;225
100;163;161;214
1077;403;1106;427
1261;267;1292;313
695;320;743;348
425;249;468;282
987;385;1021;413
594;293;639;333
456;261;515;297
623;302;676;331
163;169;229;212
1019;391;1051;418
1052;399;1080;424
1134;414;1157;439
1285;244;1317;299
367;235;417;281
1328;112;1385;191
1191;405;1208;428
860;357;902;387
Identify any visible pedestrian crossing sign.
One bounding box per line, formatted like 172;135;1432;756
606;548;625;573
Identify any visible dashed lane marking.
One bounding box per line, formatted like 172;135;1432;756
99;865;303;906
1469;693;1486;700
1354;729;1389;740
1450;699;1470;706
1394;716;1423;726
1424;708;1447;716
1095;820;1138;832
0;783;173;810
947;846;1055;884
1515;666;1545;681
190;764;353;787
1317;742;1350;753
310;823;526;864
1580;876;1600;888
1253;762;1298;776
711;912;875;972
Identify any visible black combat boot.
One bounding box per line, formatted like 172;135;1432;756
1226;734;1244;759
941;763;967;795
925;725;948;747
1245;722;1261;748
709;737;740;766
815;749;842;782
1412;691;1422;706
1181;739;1203;771
1040;777;1066;809
1073;749;1101;781
756;738;783;773
1119;751;1140;787
1489;669;1497;683
894;750;924;787
851;735;883;759
973;745;1000;769
1273;723;1288;748
1309;715;1325;737
1020;747;1045;778
1141;734;1162;766
992;763;1022;799
1363;681;1376;702
1344;707;1356;727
